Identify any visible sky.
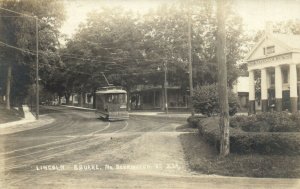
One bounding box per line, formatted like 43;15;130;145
61;0;164;36
61;0;300;37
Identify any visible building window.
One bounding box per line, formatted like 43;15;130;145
263;46;275;55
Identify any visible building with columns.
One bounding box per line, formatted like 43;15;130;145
246;24;300;114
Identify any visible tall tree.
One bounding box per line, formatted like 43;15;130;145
0;0;65;108
57;1;246;108
60;8;147;96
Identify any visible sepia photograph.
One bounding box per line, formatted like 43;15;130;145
1;0;300;188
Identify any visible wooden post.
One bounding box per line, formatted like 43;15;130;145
188;1;195;116
216;0;230;156
35;17;39;120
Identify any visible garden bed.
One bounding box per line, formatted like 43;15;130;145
182;114;300;177
196;116;300;155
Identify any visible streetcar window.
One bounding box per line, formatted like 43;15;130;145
105;93;127;104
118;94;127;105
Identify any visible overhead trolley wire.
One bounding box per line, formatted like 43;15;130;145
0;40;35;55
0;6;184;73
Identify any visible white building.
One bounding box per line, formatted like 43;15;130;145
232;76;250;110
246;23;300;114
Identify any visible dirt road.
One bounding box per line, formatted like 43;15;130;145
0;106;299;189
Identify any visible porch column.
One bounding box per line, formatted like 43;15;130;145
261;68;268;112
275;66;283;111
290;64;298;113
248;70;255;114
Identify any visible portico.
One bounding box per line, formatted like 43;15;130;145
246;25;300;114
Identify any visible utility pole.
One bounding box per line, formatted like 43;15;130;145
216;0;230;156
35;17;39;120
188;2;195;116
164;61;168;114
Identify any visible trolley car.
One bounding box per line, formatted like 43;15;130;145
95;86;129;121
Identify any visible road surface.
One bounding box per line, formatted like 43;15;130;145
0;106;299;189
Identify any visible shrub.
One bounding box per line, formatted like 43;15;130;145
229;132;300;155
230;115;257;129
187;116;203;128
193;84;240;117
290;113;300;128
196;117;300;155
231;112;300;132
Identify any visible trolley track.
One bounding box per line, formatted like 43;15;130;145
1;121;130;171
0;119;99;156
1;109;105;152
2;117;178;171
1;107;185;172
3;112;78;138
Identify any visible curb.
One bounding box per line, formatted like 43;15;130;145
60;105;95;111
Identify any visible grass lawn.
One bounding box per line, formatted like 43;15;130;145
0;104;24;124
178;125;300;178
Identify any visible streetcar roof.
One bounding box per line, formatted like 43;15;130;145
96;89;127;94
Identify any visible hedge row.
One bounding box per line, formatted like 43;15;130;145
191;116;300;155
230;112;300;132
187;116;204;128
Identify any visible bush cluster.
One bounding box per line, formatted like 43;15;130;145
231;112;300;132
192;84;240;117
187;116;203;128
190;116;300;155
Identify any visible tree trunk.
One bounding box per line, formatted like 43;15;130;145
80;92;83;107
71;94;74;106
216;0;230;156
83;93;86;105
6;64;12;110
65;94;70;105
126;87;131;111
92;90;96;109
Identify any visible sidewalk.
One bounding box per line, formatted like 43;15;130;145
0;105;36;129
0;105;55;135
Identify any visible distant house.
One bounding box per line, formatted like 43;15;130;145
232;76;249;111
61;93;93;107
130;85;188;110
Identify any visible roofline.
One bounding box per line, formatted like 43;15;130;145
245;33;296;61
246;51;292;63
270;34;292;50
96;90;127;94
245;34;266;60
131;86;182;92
